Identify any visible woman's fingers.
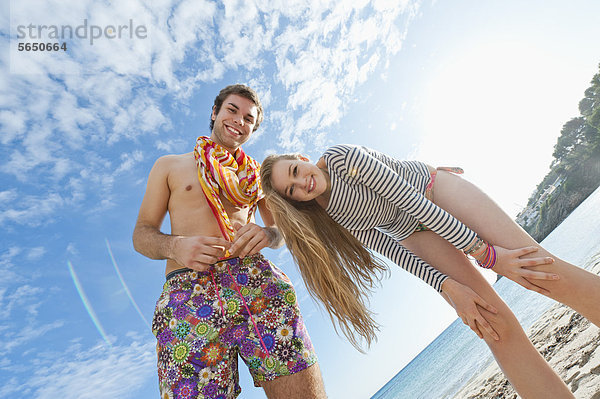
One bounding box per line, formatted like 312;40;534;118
461;315;481;338
469;320;483;339
472;296;500;340
499;245;560;284
459;300;499;341
520;255;555;267
518;268;559;281
474;295;498;314
513;246;539;257
476;317;499;341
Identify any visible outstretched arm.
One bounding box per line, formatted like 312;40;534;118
343;146;554;283
351;228;448;292
351;227;497;340
343;145;477;250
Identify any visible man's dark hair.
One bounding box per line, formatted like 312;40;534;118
210;84;264;132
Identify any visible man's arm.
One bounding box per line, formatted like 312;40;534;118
228;198;284;258
258;199;285;248
132;156;229;270
132;156;177;260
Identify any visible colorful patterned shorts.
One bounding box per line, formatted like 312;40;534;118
152;253;318;399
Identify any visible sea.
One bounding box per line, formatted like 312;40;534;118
372;185;600;399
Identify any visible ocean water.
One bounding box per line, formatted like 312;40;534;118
372;185;600;399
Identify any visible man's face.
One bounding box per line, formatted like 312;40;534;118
210;94;258;153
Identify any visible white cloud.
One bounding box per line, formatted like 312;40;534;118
26;338;156;399
1;149;35;181
66;243;78;255
1;247;22;263
0;190;17;203
115;150;144;174
0;377;20;397
0;319;63;353
155;138;188;153
265;0;418;150
0;192;64;227
0;332;155;397
0;110;27;144
26;247;46;261
0;248;23;288
2;0;421;228
0;284;43;320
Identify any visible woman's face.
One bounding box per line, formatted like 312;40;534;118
270;158;328;202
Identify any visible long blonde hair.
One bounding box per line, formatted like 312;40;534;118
260;154;388;351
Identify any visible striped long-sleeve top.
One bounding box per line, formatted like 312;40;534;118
323;144;478;292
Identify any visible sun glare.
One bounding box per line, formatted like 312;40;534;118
417;39;581;216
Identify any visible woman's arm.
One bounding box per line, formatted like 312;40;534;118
344;145;477;250
344;146;555;284
352;227;500;340
351;228;448;292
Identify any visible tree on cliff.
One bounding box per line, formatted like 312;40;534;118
521;64;600;241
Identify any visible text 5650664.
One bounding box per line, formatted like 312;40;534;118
17;42;67;51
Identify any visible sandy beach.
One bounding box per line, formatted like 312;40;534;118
452;255;600;399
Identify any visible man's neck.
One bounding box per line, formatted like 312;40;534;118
209;136;239;156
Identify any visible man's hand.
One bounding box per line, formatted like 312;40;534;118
441;278;500;341
229;222;272;258
172;236;231;271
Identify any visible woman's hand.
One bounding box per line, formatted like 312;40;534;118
441;278;499;341
489;246;558;294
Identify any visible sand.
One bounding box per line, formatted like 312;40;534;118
452;255;600;399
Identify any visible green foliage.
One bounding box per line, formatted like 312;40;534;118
579;72;600;118
551;64;600;168
552;117;586;164
520;63;600;241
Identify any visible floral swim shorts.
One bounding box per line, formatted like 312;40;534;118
152;253;318;398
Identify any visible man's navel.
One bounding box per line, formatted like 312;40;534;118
185;185;192;191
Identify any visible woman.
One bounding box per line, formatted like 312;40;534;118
259;144;600;399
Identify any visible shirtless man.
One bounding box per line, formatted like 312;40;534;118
133;84;326;398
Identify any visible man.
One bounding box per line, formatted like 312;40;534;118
133;84;326;398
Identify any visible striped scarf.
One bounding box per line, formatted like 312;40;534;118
193;136;264;242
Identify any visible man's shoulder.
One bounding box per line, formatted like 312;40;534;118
154;152;194;168
157;152;193;161
146;153;195;183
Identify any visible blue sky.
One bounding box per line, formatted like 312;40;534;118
1;0;600;398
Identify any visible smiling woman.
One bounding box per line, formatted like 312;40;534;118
260;143;600;398
269;157;329;205
5;0;600;398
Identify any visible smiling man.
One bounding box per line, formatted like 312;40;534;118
133;84;326;398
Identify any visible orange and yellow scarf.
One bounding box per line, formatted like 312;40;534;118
193;136;264;242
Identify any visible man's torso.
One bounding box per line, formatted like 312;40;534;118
163;152;253;274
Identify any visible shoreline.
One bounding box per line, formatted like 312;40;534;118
452;255;600;399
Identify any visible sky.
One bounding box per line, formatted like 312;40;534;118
1;0;600;398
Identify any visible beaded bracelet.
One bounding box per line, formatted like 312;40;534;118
475;243;497;269
464;237;484;255
463;239;479;254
